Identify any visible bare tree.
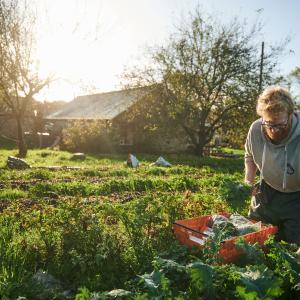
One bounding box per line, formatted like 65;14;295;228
0;0;51;157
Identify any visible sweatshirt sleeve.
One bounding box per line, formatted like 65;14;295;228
244;126;254;162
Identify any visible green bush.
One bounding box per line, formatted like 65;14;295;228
62;120;119;153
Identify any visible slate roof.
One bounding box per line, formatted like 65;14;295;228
45;88;147;120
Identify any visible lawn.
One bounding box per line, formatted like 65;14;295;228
0;149;299;299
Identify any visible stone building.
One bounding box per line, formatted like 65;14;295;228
45;88;188;153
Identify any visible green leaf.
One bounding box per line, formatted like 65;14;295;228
236;286;258;300
235;265;284;299
188;261;215;293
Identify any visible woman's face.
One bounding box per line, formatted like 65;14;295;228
261;111;292;143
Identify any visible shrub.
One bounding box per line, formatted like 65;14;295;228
61;120;119;153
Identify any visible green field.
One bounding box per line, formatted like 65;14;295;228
1;149;300;299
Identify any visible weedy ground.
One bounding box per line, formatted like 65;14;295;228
0;149;299;299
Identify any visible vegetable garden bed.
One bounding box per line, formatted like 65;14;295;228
0;149;299;299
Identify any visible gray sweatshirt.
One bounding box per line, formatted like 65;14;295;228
245;112;300;192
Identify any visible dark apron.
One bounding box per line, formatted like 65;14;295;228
248;180;300;245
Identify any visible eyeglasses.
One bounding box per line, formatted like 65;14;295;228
261;118;289;130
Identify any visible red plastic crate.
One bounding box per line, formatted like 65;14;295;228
172;213;278;263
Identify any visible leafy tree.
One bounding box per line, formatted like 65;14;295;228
0;0;50;157
123;11;284;155
289;67;300;103
290;67;300;84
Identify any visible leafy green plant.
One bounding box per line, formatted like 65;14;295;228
265;237;300;297
26;169;53;180
0;188;27;200
2;149;300;299
0;220;30;299
235;265;284;299
188;261;217;299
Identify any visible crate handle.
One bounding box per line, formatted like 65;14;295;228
189;235;206;245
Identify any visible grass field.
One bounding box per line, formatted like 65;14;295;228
1;149;300;299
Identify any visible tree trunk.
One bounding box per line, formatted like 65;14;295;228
16;116;27;158
195;142;205;157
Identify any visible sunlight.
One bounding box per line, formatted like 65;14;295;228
35;0;139;101
32;0;299;102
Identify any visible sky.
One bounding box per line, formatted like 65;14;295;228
33;0;300;102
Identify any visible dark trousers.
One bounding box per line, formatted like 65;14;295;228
249;180;300;245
